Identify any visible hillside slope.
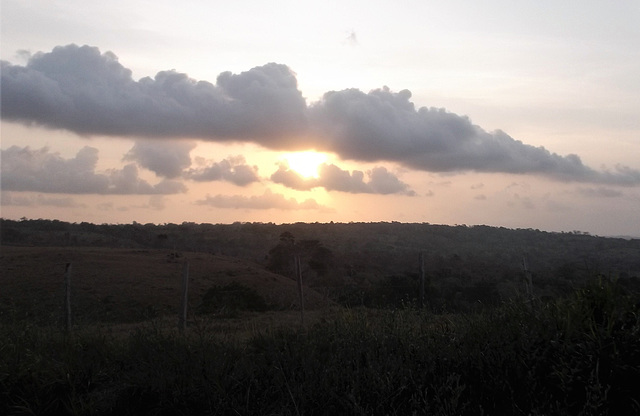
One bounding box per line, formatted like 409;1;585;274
0;246;329;325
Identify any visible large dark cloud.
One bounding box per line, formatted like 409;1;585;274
308;88;640;185
0;145;186;194
271;163;414;195
3;44;639;186
1;44;307;142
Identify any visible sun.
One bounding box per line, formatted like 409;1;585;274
282;151;327;178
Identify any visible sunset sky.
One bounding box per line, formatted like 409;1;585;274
2;0;639;237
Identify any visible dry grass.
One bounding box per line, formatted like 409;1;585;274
0;245;331;326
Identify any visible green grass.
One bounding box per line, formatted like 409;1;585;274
1;278;639;415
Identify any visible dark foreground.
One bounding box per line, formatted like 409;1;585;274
2;278;639;416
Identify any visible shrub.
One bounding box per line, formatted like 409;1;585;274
197;282;269;315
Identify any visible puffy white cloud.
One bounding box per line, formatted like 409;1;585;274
195;189;328;211
270;163;414;195
3;44;640;186
1;145;186;194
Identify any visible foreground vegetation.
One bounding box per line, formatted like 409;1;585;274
2;278;639;415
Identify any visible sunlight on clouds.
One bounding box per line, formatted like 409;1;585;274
281;151;328;178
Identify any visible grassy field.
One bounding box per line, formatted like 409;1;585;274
0;246;330;326
1;245;639;415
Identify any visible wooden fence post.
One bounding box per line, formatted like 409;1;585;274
295;255;304;326
522;255;534;305
179;261;189;333
419;252;425;309
64;262;72;332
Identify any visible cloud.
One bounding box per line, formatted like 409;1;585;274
271;163;415;195
1;192;85;207
3;44;640;186
1;44;307;143
343;30;358;46
106;164;186;194
308;87;640;185
124;140;196;178
1;145;186;194
270;162;317;191
148;195;166;210
576;187;624;198
508;194;535;210
123;140;260;185
367;166;415;195
195;189;329;211
97;202;114;211
185;155;260;186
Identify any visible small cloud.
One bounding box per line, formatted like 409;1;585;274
195;189;330;211
367;166;416;195
271;163;414;195
471;183;484;190
185;155;260;186
343;30;358;46
544;199;570;212
148;195;166;210
106;163;187;194
124;140;196;178
430;180;452;187
474;194;487;200
576;187;624;198
270;161;317;190
97;202;114;211
1;192;85;207
512;194;535;209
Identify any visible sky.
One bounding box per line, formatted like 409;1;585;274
1;0;639;237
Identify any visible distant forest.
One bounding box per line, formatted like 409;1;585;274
2;218;639;311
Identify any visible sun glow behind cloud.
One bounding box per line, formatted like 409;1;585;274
1;0;640;237
281;151;328;179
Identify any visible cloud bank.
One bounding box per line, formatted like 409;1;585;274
3;44;640;186
1;146;186;194
195;190;327;211
1;192;85;208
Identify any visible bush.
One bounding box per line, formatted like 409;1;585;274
197;282;269;316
